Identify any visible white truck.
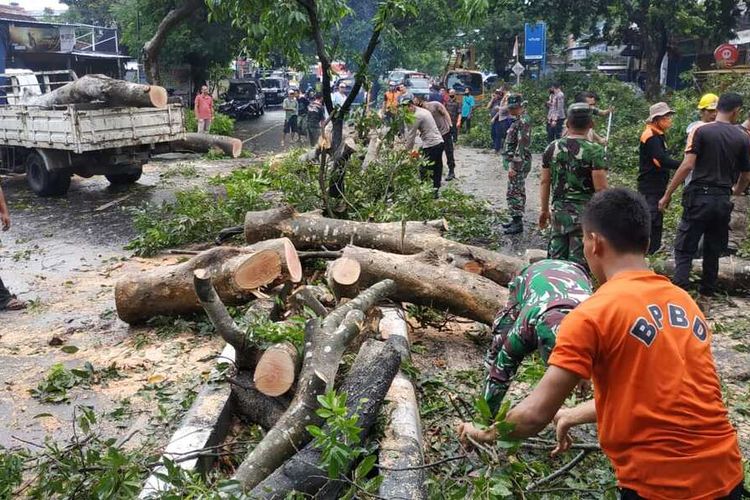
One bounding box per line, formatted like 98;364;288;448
0;69;186;196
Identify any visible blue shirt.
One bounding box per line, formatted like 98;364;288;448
461;95;475;117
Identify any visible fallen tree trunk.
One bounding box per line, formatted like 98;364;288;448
652;255;750;292
115;246;281;324
241;206;523;286
330;246;506;324
25;74;168;108
230;371;290;430
193;271;290;429
248;338;402;499
245;238;303;284
253;342;299;397
378;307;426;500
172;133;243;159
233;279;397;491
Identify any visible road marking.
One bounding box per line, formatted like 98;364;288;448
242;122;283;144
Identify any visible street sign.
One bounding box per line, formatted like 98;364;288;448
512;62;525;76
714;43;739;68
524;22;546;61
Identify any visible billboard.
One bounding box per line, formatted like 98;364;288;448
9;26;61;52
524;22;546;61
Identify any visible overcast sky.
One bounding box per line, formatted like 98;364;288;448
7;0;68;10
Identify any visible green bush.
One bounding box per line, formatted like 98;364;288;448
127;149;501;256
184;108;235;136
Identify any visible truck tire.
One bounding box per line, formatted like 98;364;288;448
26;150;71;196
105;165;143;185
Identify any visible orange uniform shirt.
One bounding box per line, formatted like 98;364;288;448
549;270;743;500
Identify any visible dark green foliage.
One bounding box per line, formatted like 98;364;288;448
184;109;236;137
127;150;501;256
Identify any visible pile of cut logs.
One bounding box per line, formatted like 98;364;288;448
116;206;750;497
114;206;528;497
23;74;243;158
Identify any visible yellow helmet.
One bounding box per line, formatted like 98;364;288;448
698;93;719;110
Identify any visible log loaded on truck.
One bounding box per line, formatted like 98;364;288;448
0;69;186;196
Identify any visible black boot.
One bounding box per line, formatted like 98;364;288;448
503;216;523;235
446;170;456;181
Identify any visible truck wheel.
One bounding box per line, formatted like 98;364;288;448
26;151;71;196
105;165;143;185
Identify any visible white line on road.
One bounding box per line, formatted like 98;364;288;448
241;122;283;144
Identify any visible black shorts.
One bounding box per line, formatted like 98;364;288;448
284;115;298;134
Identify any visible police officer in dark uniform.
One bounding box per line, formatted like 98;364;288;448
659;93;750;301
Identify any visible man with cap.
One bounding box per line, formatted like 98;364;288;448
445;89;461;143
502;94;532;235
281;89;298;148
415;94;457;181
401;94;445;197
660;93;750;304
539;103;608;266
460;88;475;133
332;83;348;108
687;93;719;135
638;102;682;254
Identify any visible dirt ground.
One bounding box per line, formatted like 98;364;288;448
0;138;747;463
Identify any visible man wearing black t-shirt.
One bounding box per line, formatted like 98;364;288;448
659;93;750;300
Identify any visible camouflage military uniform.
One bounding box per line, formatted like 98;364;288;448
503;112;532;218
483;259;592;416
542;137;606;267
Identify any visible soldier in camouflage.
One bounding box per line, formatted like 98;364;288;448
539;103;608;267
482;259;593;416
502;94;532;235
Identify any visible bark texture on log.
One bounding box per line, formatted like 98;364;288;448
25;74;167;108
242;207;523;285
142;0;204;84
172;133;243;158
652;256;750;292
378;308;426;500
233;280;397;491
114;246;281;324
249;338;402;499
289;286;330;317
253;342;299;397
332;246;507;324
231;371;290;431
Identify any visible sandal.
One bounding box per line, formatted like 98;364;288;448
1;297;27;311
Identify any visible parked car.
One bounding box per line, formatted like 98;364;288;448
387;69;427;87
220;79;265;119
332;77;368;106
443;70;484;100
405;76;431;100
260;77;288;105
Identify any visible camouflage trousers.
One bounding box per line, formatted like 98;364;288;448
547;204;586;268
728;194;749;253
482;300;564;416
506;160;532;218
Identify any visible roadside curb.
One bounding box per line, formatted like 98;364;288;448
139;343;236;498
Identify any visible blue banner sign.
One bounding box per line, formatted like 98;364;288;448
524;22;546;61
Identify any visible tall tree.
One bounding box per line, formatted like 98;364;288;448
60;0;118;25
209;0;420;207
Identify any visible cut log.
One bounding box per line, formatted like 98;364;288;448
378;308;426;500
253;342;299;397
333;246;507;325
652;256;750;292
172;133;243;159
231;371;290;430
233;279;396;491
24;74;168;108
248;338;402;499
326;257;362;299
115;246;281;324
245;238;303;283
241;206;523;285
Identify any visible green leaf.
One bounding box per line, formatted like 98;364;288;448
355;454;377;479
60;345;79;354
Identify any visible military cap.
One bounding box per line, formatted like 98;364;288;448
567;102;593;119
